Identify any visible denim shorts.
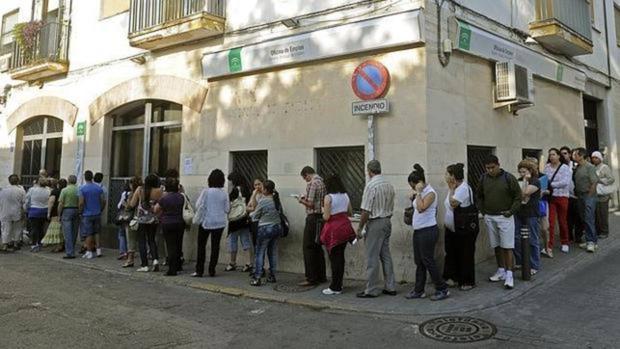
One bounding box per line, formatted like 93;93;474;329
81;215;101;237
227;228;252;252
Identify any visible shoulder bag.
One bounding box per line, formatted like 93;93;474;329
182;193;195;226
228;186;247;222
453;186;479;235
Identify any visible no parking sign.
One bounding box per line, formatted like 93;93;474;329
351;60;390;100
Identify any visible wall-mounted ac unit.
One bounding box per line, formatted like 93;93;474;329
0;55;10;73
494;61;534;114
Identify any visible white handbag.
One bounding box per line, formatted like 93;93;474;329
228;187;247;222
182;193;195;225
596;183;617;196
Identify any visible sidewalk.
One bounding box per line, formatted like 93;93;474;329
24;219;620;317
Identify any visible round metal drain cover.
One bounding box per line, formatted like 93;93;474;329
420;316;496;343
273;282;317;293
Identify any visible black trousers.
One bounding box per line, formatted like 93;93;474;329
328;243;347;292
29;217;47;245
195;226;223;276
567;197;583;242
138;224;158;267
303;214;326;283
413;225;447;293
162;222;185;275
596;199;609;237
443;228;478;286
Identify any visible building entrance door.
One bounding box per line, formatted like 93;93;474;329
583;97;599;154
107;100;182;222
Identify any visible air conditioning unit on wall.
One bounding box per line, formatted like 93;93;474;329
494;61;534;114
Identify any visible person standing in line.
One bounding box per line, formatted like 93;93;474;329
93;172;108;257
154;177;185;276
42;178;65;252
513;160;542;275
58;175;80;259
296;166;327;286
25;177;51;252
247;177;265;246
122;176;142;268
116;182;132;260
526;156;550;260
249;180;282;286
560;146;582;244
192;169;230;277
319;175;356;295
543;148;572;254
405;164;450;301
128;174;162;271
78;171;105;259
572;148;600;253
591;151;615;240
163;169;185;267
442;163;478;291
0;175;26;252
225;172;253;273
476;155;521;290
355;160;396;298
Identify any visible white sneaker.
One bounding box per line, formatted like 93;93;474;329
579;242;587;249
96;248;103;257
136;266;149;272
586;242;595;253
85;251;95;259
489;270;506;282
504;276;514;289
322;288;342;295
81;252;88;259
530;269;538;276
561;245;569;253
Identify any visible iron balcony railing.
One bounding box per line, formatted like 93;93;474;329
11;21;70;71
129;0;226;35
534;0;592;41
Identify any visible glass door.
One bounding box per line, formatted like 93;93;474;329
19;116;63;189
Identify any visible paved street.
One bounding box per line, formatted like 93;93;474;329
1;235;620;349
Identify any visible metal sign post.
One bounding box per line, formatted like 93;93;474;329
367;114;375;160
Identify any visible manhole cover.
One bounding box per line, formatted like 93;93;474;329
273;282;317;293
420;316;496;343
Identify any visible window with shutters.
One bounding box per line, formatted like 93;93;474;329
316;146;365;212
467;145;495;191
1;10;18;56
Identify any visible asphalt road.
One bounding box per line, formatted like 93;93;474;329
1;244;619;348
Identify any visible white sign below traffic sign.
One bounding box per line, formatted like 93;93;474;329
352;99;389;115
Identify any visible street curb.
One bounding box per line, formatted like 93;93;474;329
18;238;620;317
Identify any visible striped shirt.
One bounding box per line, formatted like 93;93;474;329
360;175;395;219
305;175;326;215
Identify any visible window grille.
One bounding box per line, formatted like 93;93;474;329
522;148;542;162
467;146;495;191
316;146;365;212
231;150;268;188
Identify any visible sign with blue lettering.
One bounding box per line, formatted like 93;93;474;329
351;60;390;100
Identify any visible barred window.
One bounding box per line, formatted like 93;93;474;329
316;146;365;212
522;148;542;162
231;150;268;188
467;145;495;191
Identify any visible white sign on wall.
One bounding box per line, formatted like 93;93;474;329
352;99;390;115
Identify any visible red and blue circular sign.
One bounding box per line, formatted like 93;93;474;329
351;60;390;100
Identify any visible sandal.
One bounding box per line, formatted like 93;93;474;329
241;264;253;272
225;264;237;271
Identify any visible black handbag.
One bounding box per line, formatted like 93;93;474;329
453;187;479;234
404;206;414;226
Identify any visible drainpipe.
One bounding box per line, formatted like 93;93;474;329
436;0;451;67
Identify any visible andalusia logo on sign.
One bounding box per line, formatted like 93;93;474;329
459;23;472;50
228;47;243;73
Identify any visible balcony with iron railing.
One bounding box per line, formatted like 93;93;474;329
10;21;70;81
128;0;226;50
529;0;593;56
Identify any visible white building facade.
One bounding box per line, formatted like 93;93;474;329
0;0;618;280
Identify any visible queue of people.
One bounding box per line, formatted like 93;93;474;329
0;145;615;299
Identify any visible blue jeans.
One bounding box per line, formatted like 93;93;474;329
61;208;79;256
117;225;128;254
254;224;281;279
514;216;541;271
578;196;598;243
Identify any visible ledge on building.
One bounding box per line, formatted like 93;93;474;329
128;12;225;51
9;61;69;82
528;19;593;56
